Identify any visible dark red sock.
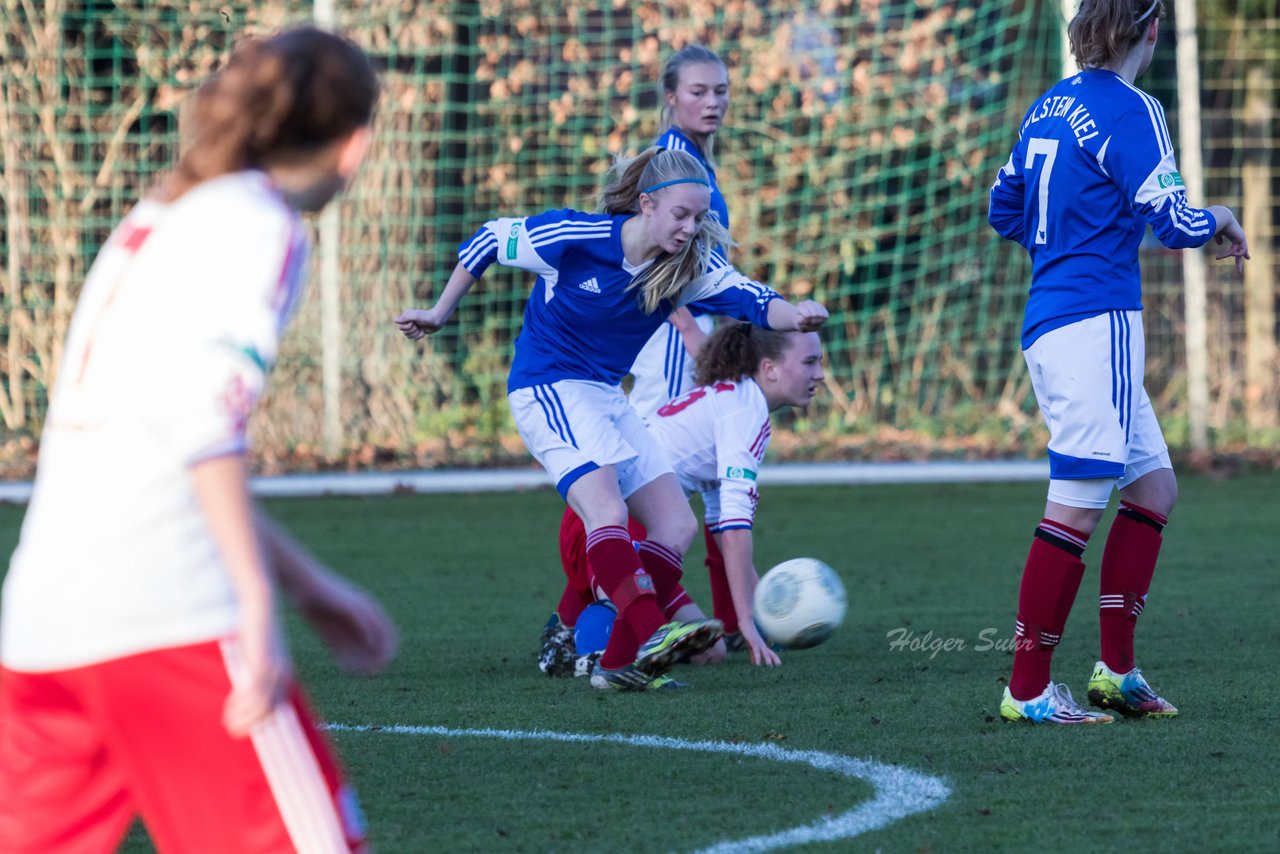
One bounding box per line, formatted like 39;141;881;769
636;540;685;615
600;619;638;670
1009;519;1089;701
1099;501;1166;673
703;526;739;633
662;585;694;619
586;525;663;668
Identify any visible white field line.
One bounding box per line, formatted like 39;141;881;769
325;723;950;852
0;460;1048;503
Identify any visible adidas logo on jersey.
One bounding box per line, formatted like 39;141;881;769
578;277;601;294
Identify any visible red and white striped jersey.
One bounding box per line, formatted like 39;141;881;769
645;377;771;532
2;171;307;671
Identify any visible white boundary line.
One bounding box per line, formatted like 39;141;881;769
325;723;950;852
0;460;1048;503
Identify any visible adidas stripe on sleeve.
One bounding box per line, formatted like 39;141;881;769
1105;93;1216;248
681;249;780;327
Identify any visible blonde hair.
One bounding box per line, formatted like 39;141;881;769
1068;0;1165;69
597;147;734;315
658;44;728;162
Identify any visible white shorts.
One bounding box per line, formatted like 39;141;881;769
1024;311;1172;509
627;313;716;421
508;380;674;500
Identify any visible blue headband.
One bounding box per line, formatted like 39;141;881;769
641;177;710;194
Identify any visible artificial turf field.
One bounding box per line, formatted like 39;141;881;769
2;472;1277;852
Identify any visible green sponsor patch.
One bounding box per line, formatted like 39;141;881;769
1157;171;1184;189
506;223;521;260
725;466;757;481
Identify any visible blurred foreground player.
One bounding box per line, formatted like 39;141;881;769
0;28;397;852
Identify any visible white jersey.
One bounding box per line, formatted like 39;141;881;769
627;313;716;420
645;377;771;532
1;171;307;671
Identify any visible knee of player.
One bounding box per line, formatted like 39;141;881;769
657;504;698;553
578;499;630;531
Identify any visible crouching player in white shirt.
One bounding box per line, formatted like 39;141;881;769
550;323;825;676
0;29;397;853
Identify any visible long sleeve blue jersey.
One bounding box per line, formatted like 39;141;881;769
988;69;1217;348
457;209;779;392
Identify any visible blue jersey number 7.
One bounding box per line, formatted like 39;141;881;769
1025;137;1059;246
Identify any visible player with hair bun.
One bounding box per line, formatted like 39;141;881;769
0;27;396;852
989;0;1248;725
553;322;826;673
396;147;827;691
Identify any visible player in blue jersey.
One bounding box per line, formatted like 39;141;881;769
988;0;1249;725
395;147;827;690
631;43;732;417
541;46;743;675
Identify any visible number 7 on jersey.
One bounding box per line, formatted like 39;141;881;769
1025;137;1058;245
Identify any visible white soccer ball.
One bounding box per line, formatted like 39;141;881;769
753;558;847;649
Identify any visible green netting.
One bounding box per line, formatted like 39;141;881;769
1;1;1276;470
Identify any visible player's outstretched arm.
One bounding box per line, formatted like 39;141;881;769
394;262;478;339
1205;205;1250;277
716;529;782;667
190;454;291;738
256;514;399;675
766;298;828;333
668;306;710;356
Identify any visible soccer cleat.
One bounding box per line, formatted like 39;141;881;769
537;613;577;677
635;618;724;677
722;631;748;653
646;674;689;691
572;651;601;679
1087;662;1179;718
1000;682;1114;725
589;662;656;691
589;662;689;692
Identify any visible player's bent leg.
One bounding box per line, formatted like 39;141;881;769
98;640;366;854
1118;465;1177;519
625;473;697;555
0;667;136;854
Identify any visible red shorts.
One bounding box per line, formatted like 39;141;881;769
0;639;365;854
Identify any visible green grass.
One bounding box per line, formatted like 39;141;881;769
2;473;1278;851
